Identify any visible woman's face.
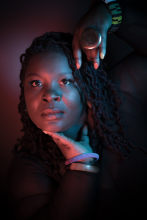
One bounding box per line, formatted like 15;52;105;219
24;52;88;139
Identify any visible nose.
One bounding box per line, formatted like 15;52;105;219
42;89;61;103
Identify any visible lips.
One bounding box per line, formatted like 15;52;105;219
41;108;64;116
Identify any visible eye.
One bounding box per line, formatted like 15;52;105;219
60;79;73;85
29;80;42;87
28;79;74;87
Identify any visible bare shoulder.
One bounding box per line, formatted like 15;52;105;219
107;51;147;106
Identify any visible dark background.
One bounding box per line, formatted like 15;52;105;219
0;0;134;216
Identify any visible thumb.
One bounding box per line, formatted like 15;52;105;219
80;124;89;143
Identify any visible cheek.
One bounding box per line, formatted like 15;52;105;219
64;90;82;110
24;92;39;116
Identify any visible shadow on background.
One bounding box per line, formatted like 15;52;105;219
0;0;135;218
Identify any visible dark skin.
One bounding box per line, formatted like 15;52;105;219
24;52;88;140
24;3;147;166
61;1;147;211
7;2;147;219
24;52;95;163
22;3;113;165
40;2;147;180
72;2;112;69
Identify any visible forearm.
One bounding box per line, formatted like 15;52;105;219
89;0;147;56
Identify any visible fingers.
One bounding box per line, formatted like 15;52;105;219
72;27;107;70
80;124;89;143
84;29;107;69
72;31;100;69
98;28;107;60
82;124;88;136
72;32;82;69
43;131;72;147
86;47;100;69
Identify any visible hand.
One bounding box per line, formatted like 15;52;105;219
72;2;112;69
43;124;94;163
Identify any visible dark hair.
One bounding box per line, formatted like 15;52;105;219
12;31;147;174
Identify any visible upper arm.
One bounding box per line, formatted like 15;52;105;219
7;155;59;220
107;51;147;106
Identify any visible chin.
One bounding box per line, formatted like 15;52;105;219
38;124;63;133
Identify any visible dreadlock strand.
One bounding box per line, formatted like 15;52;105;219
13;31;147;174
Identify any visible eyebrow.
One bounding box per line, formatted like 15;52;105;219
26;72;72;79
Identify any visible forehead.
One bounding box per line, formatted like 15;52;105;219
25;52;73;78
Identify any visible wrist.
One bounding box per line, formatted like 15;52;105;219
76;158;95;165
89;0;123;34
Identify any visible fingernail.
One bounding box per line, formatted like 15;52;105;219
76;63;80;69
100;52;105;59
94;63;98;69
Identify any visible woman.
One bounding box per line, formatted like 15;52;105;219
6;0;147;219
